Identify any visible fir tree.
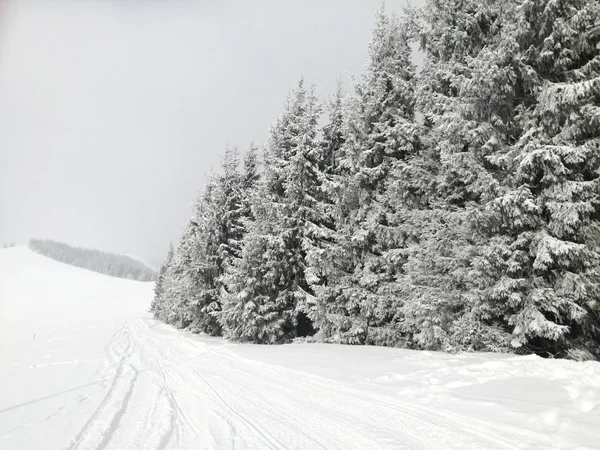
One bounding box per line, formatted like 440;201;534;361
237;143;261;237
397;0;519;351
485;0;600;358
220;79;322;343
242;143;260;190
181;149;246;335
304;82;349;340
185;174;223;334
310;9;420;346
151;242;174;315
157;224;196;327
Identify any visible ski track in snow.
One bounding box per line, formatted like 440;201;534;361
29;317;569;450
2;248;600;450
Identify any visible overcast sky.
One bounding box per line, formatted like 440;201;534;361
0;0;423;264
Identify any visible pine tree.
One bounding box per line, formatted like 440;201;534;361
155;224;196;327
237;143;261;244
304;82;349;340
309;9;421;346
178;149;246;336
392;0;522;351
184;174;223;334
243;143;260;190
220;79;322;343
151;242;174;315
484;0;600;358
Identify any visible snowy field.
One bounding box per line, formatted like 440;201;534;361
1;247;599;450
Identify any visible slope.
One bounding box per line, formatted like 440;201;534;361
0;247;599;449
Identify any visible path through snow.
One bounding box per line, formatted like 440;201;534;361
1;247;599;449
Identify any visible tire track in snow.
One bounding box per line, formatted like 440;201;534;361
95;367;139;450
258;361;546;449
68;320;177;450
132;319;290;450
194;354;435;450
147;318;545;449
133;323;421;448
132;319;416;449
125;320;181;450
80;318;558;450
227;352;537;449
189;364;290;450
137;324;276;450
134;327;199;449
155;392;177;450
66;323;135;450
187;362;336;450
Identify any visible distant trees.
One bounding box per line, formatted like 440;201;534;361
152;1;600;360
28;239;156;282
2;243;16;248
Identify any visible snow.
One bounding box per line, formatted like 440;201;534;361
124;254;157;271
1;247;599;449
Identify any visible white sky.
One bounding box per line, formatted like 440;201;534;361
0;0;423;263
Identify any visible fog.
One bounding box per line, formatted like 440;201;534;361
0;0;421;265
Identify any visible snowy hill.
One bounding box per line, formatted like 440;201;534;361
1;247;599;449
125;254;158;271
28;239;156;281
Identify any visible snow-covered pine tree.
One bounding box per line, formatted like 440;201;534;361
180;149;246;336
156;224;196;327
231;143;261;265
304;82;350;340
238;143;260;232
211;147;246;276
243;143;260;190
308;9;421;346
150;242;174;315
484;0;600;358
393;0;522;352
219;79;322;343
319;81;346;178
153;149;249;335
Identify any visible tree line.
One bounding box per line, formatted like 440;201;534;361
152;0;600;360
29;238;156;282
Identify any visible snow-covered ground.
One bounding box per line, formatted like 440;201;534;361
1;247;599;450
